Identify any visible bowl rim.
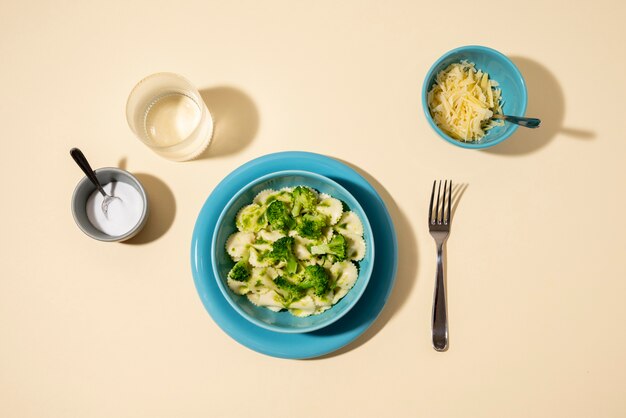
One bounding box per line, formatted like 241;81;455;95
210;169;375;333
421;45;528;149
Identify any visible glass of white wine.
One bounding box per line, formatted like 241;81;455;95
126;73;213;161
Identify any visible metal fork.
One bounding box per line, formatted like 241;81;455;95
428;180;452;351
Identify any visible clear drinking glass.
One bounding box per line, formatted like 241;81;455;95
126;73;214;161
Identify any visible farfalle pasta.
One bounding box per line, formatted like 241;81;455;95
224;186;366;317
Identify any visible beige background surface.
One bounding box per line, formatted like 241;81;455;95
2;0;626;417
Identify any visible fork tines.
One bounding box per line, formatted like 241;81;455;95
429;180;452;225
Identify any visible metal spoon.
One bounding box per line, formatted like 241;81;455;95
492;114;541;128
70;148;120;217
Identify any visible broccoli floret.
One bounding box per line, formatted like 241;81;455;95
266;200;295;232
267;236;298;274
274;276;306;305
274;265;329;302
296;213;328;239
291;186;318;217
228;260;250;282
300;264;330;296
310;234;347;261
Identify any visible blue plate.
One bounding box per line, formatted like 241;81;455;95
191;151;398;359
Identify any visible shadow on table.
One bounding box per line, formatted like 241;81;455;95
196;86;259;159
118;159;176;245
484;56;595;156
308;161;418;359
451;183;468;219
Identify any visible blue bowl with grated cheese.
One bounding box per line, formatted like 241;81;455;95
211;170;375;334
422;45;528;149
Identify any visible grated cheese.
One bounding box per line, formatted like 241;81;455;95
427;61;504;142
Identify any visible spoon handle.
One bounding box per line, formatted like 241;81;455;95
70;148;106;196
494;114;541;128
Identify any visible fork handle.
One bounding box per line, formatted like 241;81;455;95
432;244;448;351
493;114;541;128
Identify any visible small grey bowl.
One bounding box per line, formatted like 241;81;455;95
71;167;149;242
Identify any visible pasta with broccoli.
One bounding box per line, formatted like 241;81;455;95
225;186;365;317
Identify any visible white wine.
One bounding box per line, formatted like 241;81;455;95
144;93;202;147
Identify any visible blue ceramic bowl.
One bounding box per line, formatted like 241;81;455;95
422;45;527;149
211;170;375;333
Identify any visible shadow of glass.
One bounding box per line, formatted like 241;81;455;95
197;86;259;159
310;162;418;359
124;173;176;245
484;57;595;156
